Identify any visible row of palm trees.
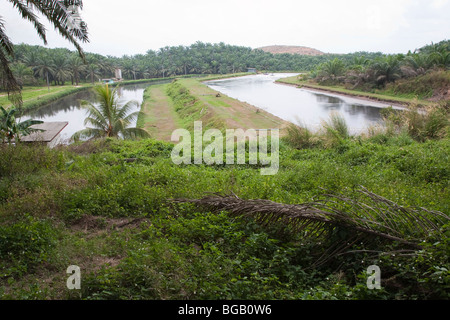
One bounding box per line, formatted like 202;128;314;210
9;42;388;89
11;45;111;87
312;41;449;88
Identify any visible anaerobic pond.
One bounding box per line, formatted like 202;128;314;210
22;74;400;144
21;82;167;143
205;74;399;134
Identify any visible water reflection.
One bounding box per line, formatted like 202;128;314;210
205;74;398;134
20;81;167;143
314;93;345;105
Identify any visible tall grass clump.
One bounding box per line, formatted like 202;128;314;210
382;102;449;142
284;122;319;149
320;112;350;147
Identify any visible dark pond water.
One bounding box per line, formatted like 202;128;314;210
21;81;169;144
205;74;403;134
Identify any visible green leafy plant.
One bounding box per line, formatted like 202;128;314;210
72;85;150;141
0;106;43;144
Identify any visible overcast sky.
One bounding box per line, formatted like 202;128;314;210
1;0;449;57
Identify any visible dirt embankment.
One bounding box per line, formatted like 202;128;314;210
258;45;325;56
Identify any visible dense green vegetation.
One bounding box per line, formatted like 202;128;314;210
2;42;385;90
0;110;448;299
1;37;449;301
72;85;149;141
309;40;449;96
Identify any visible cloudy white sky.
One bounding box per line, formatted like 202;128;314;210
1;0;449;57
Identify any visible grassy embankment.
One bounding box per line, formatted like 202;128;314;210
0;76;199;112
276;73;450;108
138;77;289;141
0;85;92;111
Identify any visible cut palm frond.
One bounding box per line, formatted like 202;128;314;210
172;187;449;266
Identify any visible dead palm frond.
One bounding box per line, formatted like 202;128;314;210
172;187;449;266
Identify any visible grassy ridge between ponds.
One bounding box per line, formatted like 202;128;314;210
0;75;202;113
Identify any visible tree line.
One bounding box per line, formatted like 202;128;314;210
4;41;385;88
311;40;449;89
3;40;448;91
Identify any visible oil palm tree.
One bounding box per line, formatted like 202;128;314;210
0;0;89;105
11;62;35;87
72;85;150;141
52;52;71;85
34;54;55;90
85;63;101;84
68;53;86;86
316;58;346;84
370;55;402;87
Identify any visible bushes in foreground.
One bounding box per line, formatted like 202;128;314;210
0;130;448;299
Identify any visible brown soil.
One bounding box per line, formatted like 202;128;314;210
258;45;325;56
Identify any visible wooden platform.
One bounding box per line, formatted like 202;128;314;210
19;122;68;143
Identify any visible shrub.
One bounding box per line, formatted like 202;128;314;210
0;217;57;277
284;123;320;149
381;103;449;141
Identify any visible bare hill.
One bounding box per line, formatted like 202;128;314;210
258;45;325;56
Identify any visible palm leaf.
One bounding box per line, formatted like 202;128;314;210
121;127;150;140
172;187;449;266
71;127;104;141
6;0;47;44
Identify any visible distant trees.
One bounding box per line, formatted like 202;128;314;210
311;40;449;89
4;42;384;87
2;40;449;91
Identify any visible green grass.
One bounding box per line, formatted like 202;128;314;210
0;129;448;299
276;75;434;107
1;71;449;300
0;85;92;110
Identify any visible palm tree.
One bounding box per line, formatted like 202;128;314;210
370;55;402;87
72;85;150;141
52;52;71;85
68;54;86;86
0;0;89;105
402;53;432;77
85;63;101;84
11;62;35;87
0;106;43;144
316;58;346;84
34;54;55;90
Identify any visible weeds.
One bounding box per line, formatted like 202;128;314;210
0;117;449;299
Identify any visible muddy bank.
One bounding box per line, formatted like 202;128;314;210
276;81;408;109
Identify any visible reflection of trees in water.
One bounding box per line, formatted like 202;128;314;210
23;82;159;119
313;93;345;112
344;104;382;121
311;92;382;122
313;93;344;104
24;90;96;118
